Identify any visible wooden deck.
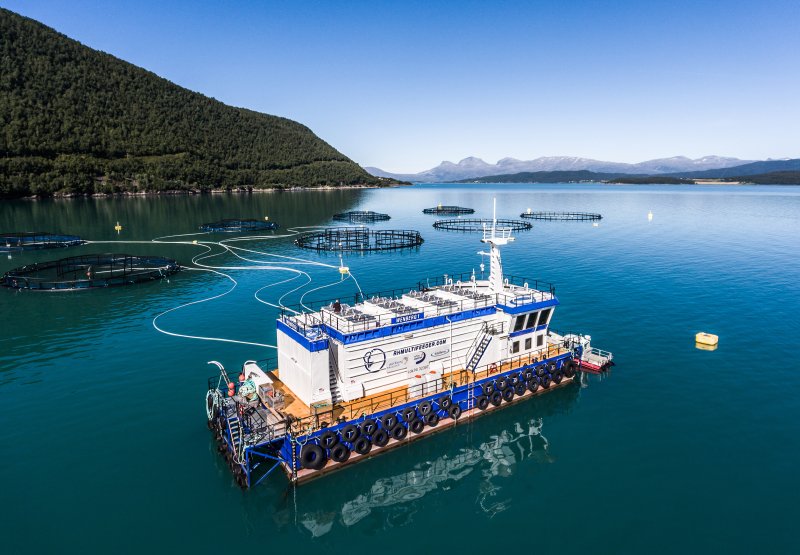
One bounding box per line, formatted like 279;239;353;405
267;344;569;434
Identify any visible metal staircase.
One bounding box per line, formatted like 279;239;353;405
227;413;243;461
329;359;343;404
466;325;493;372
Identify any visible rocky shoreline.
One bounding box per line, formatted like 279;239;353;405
10;182;411;201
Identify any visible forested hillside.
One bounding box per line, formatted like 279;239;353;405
0;8;384;198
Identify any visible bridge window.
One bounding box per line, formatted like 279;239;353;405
525;311;538;329
537;334;544;347
511;340;520;354
513;316;525;332
525;337;532;350
537;308;552;327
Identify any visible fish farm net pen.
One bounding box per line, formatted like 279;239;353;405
199;219;279;232
0;232;85;252
519;212;602;221
422;206;475;215
295;228;424;252
432;219;533;232
2;254;181;291
332;211;391;223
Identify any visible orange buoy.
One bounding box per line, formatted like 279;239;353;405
238;373;245;382
227;389;235;397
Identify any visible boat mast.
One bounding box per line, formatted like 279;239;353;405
480;198;514;294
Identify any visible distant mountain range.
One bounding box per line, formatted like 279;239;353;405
454;161;800;185
364;155;758;182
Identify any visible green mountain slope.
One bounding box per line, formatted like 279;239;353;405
0;8;384;198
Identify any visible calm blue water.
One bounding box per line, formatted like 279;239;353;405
1;183;799;553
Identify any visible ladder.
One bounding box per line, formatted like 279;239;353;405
227;414;243;462
466;325;492;372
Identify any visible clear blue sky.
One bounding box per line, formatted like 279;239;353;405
3;0;799;172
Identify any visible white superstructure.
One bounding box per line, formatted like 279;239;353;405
277;201;560;407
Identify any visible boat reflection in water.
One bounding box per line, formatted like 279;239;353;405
289;383;581;537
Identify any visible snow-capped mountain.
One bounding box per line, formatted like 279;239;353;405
364;155;753;182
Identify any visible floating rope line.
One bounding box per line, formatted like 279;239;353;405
432;219;532;232
520;211;602;221
332;211;391;223
423;206;475;215
1;231;85;252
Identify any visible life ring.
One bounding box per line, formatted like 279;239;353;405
319;430;339;449
381;413;398;430
424;412;440;427
330;443;351;463
502;386;515;402
476;395;490;411
438;396;453;410
390;423;408;441
527;377;539;393
360;418;378;436
354;436;372;455
300;443;326;470
372;428;390;447
448;403;462;420
341;424;360;442
418;400;433;416
409;418;425;434
488;363;498;374
490;391;503;406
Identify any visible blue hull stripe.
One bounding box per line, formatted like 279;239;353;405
497;297;559;315
508;323;549;338
277;319;329;352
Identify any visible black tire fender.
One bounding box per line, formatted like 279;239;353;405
330;443;351;463
341;424;360;442
490;390;503;406
527;377;539;393
391;423;408;441
372;428;390;447
409;418;425;434
418;400;433;416
439;396;453;410
449;403;462;420
381;413;398;430
401;407;417;422
476;395;490;411
424;412;440;427
319;430;339;449
300;443;326;470
354;436;372;455
361;418;378;436
502;386;515;402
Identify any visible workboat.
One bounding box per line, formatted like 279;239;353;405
205;204;614;488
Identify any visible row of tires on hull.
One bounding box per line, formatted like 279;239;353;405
298;358;578;471
475;358;577;410
299;395;462;470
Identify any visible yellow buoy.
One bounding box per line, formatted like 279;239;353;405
192;240;198;244
695;332;718;346
114;221;122;234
